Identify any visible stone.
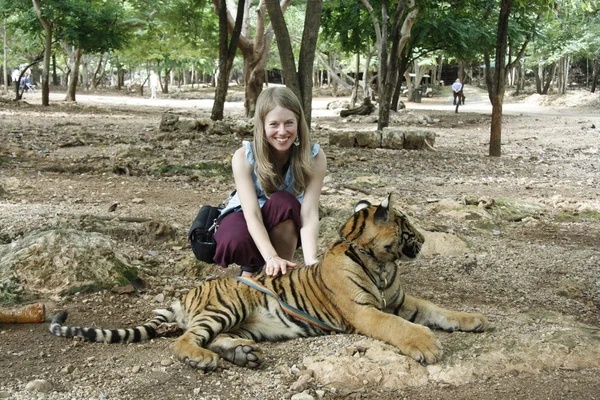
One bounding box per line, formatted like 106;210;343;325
290;392;315;400
355;130;381;148
329;130;355;148
25;379;53;393
403;128;436;150
381;128;404;149
159;113;179;132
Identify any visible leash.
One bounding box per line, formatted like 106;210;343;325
235;276;342;333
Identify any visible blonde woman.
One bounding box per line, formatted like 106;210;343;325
214;87;327;277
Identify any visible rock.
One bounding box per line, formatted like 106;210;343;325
209;121;231;135
355;130;381;148
160;113;179;132
25;379;53;393
421;231;471;256
291;392;315;400
381;127;404;149
61;364;75;374
176;118;200;132
290;373;313;392
0;229;136;296
154;293;165;303
403;128;436;150
328;130;355;148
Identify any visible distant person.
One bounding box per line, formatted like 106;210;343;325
149;71;158;99
452;78;463;106
11;69;20;86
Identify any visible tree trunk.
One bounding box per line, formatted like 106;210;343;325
91;55;104;90
65;48;82;102
351;53;360;107
296;0;322;126
377;3;418;131
592;60;598;93
265;0;301;98
3;19;7;93
489;0;511;157
32;0;52;106
212;0;245;121
212;0;291;117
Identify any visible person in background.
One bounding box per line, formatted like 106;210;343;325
213;87;327;277
452;78;463;106
149;71;158;99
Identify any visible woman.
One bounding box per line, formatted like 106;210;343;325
214;87;327;277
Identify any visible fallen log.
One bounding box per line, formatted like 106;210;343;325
340;98;375;118
0;303;46;324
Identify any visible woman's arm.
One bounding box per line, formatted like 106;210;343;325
232;147;296;275
300;148;327;266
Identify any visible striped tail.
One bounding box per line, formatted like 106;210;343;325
49;309;177;344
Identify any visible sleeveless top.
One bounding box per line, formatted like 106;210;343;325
220;140;321;215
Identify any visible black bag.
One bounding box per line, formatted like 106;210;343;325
189;205;223;263
189;191;237;263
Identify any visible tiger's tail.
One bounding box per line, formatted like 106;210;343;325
49;308;177;344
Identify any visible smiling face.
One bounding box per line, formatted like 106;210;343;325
264;105;298;159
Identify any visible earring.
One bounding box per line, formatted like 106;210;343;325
294;137;300;147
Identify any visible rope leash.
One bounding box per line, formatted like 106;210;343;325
235;276;343;333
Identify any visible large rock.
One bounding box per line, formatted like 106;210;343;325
402;128;436;150
328;127;436;150
0;229;137;296
303;311;600;390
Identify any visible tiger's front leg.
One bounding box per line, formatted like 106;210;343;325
171;331;220;371
207;334;263;368
349;307;444;364
395;294;488;332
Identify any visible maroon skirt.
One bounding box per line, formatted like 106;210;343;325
213;191;302;269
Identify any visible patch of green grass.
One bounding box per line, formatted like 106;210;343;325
492;198;544;222
556;210;600;222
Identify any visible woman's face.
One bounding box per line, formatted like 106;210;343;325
263;105;298;155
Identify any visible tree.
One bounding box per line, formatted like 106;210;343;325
361;0;418;130
211;0;245;121
31;0;52;106
265;0;322;126
59;0;130;101
212;0;294;117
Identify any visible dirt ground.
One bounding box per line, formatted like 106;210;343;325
1;85;599;400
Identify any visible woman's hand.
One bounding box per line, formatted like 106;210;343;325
265;256;297;277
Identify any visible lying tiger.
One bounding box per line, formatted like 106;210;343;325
50;194;487;370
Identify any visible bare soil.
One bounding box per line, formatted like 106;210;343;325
1;85;599;399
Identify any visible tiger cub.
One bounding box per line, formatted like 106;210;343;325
50;194;487;370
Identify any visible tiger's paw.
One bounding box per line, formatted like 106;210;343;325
209;337;263;368
171;337;220;371
442;311;488;332
398;324;443;365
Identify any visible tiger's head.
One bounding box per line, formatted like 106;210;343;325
339;194;425;263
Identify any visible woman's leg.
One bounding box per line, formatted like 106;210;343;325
213;191;302;276
269;219;298;261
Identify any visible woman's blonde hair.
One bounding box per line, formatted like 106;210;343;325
253;87;313;197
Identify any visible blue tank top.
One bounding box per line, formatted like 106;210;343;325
221;140;321;214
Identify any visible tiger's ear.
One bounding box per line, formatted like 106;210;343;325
374;193;392;222
354;200;371;212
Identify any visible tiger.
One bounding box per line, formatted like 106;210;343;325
50;194;488;370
